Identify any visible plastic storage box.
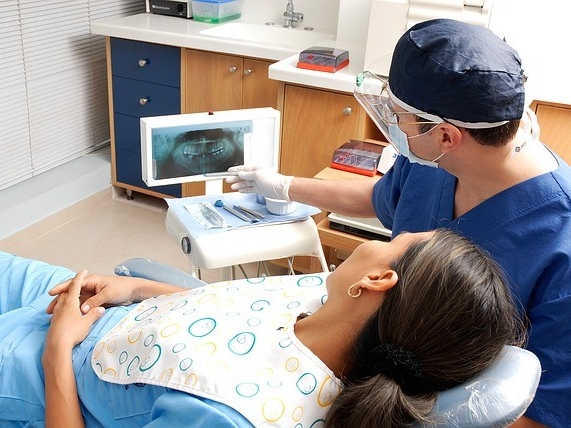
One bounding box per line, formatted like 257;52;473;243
297;46;350;73
191;0;243;23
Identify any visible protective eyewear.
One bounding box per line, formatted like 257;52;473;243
354;71;442;140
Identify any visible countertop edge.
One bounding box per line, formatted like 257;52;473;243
92;21;303;62
268;55;361;94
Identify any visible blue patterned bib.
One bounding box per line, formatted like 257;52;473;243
92;274;343;427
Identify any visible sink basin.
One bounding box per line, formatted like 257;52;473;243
200;23;334;49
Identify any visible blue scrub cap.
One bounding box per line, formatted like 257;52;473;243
389;19;526;128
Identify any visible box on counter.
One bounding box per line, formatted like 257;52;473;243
297;46;350;73
331;139;388;176
147;0;193;18
191;0;243;23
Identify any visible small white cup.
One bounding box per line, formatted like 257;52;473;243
265;198;298;215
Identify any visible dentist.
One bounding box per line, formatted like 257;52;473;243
227;19;571;428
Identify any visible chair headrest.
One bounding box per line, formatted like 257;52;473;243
419;345;541;427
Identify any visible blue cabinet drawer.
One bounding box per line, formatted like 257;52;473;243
113;76;181;117
114;113;142;153
111;38;180;87
110;37;182;198
115;148;181;197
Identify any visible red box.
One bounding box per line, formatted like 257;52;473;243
297;46;349;73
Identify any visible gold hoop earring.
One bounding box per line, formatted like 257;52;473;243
348;283;362;298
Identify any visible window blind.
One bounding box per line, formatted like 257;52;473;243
0;0;145;191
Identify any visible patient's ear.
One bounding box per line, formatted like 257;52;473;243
362;270;398;293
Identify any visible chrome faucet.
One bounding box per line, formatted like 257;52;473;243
283;0;303;28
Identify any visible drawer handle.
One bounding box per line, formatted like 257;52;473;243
229;65;238;74
244;68;252;76
138;59;149;67
139;97;149;105
342;107;352;116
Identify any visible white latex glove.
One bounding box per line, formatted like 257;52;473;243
225;165;293;202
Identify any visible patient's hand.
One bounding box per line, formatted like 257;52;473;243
45;270;106;350
46;273;138;315
46;272;187;315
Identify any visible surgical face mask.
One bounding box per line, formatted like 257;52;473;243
387;123;444;168
354;72;445;167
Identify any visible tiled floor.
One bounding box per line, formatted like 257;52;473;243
0;189;287;282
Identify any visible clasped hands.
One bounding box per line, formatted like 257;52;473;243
45;271;186;351
45;272;139;349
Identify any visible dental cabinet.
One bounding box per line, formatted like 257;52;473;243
279;84;382;182
106;38;278;199
181;49;279;197
184;50;277;113
109;38;183;198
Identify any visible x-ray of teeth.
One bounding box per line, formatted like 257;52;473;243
151;120;252;179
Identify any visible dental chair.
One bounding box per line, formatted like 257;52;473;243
115;258;542;428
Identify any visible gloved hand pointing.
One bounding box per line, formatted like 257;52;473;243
225;165;293;202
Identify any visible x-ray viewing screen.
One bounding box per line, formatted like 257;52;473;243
141;108;280;187
152;121;250;180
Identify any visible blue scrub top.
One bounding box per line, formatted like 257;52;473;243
373;154;571;427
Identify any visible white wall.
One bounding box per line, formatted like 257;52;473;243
489;0;571;105
336;0;373;45
361;0;568;104
0;147;111;241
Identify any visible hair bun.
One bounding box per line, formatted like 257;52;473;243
364;343;430;395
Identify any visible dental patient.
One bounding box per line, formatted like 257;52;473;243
0;229;523;427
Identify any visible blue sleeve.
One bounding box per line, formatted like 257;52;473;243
0;251;77;422
372;156;440;232
0;250;75;314
372;156;416;231
372;157;454;237
521;238;571;427
145;390;254;428
524;294;571;427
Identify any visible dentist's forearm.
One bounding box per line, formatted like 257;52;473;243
288;176;378;217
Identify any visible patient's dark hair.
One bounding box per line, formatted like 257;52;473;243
325;229;524;427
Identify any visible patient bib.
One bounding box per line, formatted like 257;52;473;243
92;274;343;427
